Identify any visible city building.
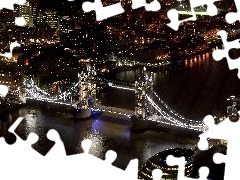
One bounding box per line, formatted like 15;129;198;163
59;16;75;34
107;52;136;67
36;10;45;24
116;54;136;66
14;0;35;27
0;9;15;30
44;9;59;29
139;148;194;180
0;71;15;88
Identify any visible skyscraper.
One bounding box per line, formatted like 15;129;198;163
44;9;59;29
14;0;37;27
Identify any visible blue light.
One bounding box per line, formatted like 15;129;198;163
88;98;94;106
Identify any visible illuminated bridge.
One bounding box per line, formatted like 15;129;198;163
20;67;206;132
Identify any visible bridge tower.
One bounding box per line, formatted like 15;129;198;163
19;86;26;104
74;64;96;118
134;67;153;119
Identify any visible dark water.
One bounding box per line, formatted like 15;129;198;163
116;50;240;120
1;48;237;171
1;107;194;170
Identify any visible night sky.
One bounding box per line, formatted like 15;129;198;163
38;0;85;11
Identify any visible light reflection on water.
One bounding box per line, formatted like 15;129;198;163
115;50;240;121
1;106;195;169
2;50;229;169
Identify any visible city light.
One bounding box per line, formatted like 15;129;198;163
23;77;206;132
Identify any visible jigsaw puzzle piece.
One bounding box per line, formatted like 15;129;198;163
197;115;215;150
212;137;240;180
29;132;56;155
0;120;59;180
0;0;26;10
102;149;138;180
197;114;240;151
0;42;21;58
213;152;235;180
131;0;161;11
15;17;26;26
167;155;186;179
0;133;40;180
0;0;27;26
0;116;40;178
0;84;9;97
67;139;138;180
14;118;55;155
45;129;66;157
0;90;21;144
82;0;125;21
167;0;219;30
152;169;163;180
225;0;240;24
212;30;240;78
196;166;210;180
0;111;24;144
166;155;210;180
13;109;61;155
198;113;240;180
0;116;16;144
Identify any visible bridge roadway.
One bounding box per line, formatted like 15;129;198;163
26;97;135;118
26;97;206;142
24;82;205;132
146;93;205;131
93;103;135;118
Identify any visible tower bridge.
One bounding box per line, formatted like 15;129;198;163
21;66;206;132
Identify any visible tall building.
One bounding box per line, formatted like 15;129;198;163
0;9;15;30
0;71;15;88
14;0;37;27
44;9;59;29
59;16;75;33
36;10;45;24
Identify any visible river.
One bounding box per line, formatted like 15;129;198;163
1;48;238;171
115;50;240;120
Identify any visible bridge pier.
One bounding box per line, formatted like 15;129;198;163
131;68;154;133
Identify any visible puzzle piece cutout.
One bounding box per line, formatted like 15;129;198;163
225;0;240;24
212;30;240;79
82;0;160;21
0;115;18;144
198;114;240;180
152;168;163;180
15;16;26;26
0;0;26;10
0;118;75;180
1;117;140;180
0;42;21;58
14;116;56;155
1;1;240;179
167;0;220;30
131;0;161;12
0;84;9;97
82;0;125;21
0;0;26;26
166;155;210;180
67;139;139;180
